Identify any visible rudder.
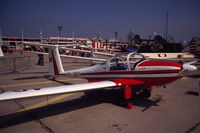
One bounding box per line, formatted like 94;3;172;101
48;46;64;78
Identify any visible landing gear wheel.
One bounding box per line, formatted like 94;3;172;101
139;89;151;98
119;98;126;107
51;76;56;81
119;98;133;109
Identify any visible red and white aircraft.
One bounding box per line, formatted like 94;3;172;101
0;45;197;109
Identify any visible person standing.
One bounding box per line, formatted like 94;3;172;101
37;54;44;66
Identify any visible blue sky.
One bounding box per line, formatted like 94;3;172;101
1;0;200;42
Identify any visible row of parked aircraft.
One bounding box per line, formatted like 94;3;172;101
0;42;198;109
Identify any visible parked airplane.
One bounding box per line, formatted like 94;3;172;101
0;45;197;109
1;40;194;64
182;37;200;58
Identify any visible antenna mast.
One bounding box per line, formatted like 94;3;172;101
165;11;168;41
0;27;2;46
22;26;24;42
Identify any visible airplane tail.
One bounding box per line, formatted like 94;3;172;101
48;46;64;78
0;46;4;57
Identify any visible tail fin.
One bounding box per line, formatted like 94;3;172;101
0;46;4;57
49;46;64;77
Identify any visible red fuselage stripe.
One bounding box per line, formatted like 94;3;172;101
52;51;60;75
138;60;182;67
87;77;180;86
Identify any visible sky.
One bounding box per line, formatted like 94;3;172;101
0;0;200;42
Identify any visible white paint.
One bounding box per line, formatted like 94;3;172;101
135;66;181;71
81;73;180;78
0;46;3;57
0;81;116;101
142;53;194;59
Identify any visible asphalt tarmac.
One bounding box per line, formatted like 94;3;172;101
0;52;200;133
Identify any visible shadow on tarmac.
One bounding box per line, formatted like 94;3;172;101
185;91;199;96
134;95;162;112
0;89;161;129
185;75;200;78
0;71;49;76
13;75;51;80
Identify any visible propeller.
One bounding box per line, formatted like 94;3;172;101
179;61;198;77
182;61;197;72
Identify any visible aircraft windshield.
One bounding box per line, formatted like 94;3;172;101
107;52;146;71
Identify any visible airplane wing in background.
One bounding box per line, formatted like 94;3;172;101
141;52;195;62
22;41;80;48
60;54;106;61
142;53;194;60
0;81;117;101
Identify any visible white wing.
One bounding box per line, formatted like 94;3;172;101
142;53;194;60
22;41;80;48
0;81;117;101
60;54;106;61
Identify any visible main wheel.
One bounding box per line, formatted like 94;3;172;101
138;89;151;98
51;76;56;81
119;98;127;107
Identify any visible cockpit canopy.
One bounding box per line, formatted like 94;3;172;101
106;52;146;71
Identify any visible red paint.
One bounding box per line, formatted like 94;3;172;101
51;51;60;75
114;78;144;86
124;85;133;109
114;77;180;86
149;86;153;92
138;77;180;86
126;103;133;109
87;77;180;86
8;37;17;40
138;60;182;68
124;85;132;99
2;48;35;53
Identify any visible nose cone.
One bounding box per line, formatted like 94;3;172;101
183;64;197;71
